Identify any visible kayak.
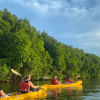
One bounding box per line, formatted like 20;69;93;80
1;84;47;100
47;80;82;90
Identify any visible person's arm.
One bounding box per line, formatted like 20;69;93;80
56;80;61;84
29;82;39;89
0;90;9;97
70;79;74;82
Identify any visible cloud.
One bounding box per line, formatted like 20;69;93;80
1;0;100;56
63;6;87;18
1;0;100;18
50;1;63;9
75;35;84;38
4;0;63;16
58;31;100;49
29;0;63;16
3;0;100;20
34;2;39;6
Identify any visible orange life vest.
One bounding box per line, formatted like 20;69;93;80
19;81;30;92
51;78;58;85
65;78;71;82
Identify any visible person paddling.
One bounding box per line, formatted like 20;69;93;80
19;75;40;93
0;85;9;98
51;76;61;85
65;76;74;84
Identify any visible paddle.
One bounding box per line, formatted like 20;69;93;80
6;94;13;96
44;76;50;79
75;74;80;79
11;69;53;94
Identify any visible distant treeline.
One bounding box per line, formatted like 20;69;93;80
0;8;100;82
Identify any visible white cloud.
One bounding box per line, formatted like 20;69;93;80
81;42;90;46
58;31;100;50
50;1;63;9
63;6;87;18
95;33;100;36
75;35;84;38
78;32;100;48
59;32;92;39
7;0;63;16
34;2;39;6
0;0;63;17
2;0;100;19
1;0;100;56
95;43;99;47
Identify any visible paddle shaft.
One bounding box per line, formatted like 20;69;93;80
6;94;13;96
75;74;80;79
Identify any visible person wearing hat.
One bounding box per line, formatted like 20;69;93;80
65;76;74;84
51;76;61;85
0;85;9;98
19;75;40;93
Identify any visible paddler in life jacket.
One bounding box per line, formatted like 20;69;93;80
19;75;39;93
0;85;9;98
51;76;61;85
65;76;74;84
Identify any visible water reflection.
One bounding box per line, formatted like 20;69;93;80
48;85;83;100
0;81;83;100
2;79;100;99
81;79;100;100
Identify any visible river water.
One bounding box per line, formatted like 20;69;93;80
1;78;100;100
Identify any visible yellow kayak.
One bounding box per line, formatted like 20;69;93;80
47;80;82;90
1;84;47;100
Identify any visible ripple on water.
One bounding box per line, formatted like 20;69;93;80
46;85;83;100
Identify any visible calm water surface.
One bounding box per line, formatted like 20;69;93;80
1;78;100;100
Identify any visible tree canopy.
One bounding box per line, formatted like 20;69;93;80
0;8;100;82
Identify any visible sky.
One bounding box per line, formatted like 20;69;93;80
0;0;100;56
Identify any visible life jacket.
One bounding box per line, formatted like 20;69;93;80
51;78;58;85
65;78;71;82
19;81;30;93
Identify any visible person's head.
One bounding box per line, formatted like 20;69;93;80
54;75;57;79
25;75;31;80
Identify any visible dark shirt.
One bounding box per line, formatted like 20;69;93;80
24;80;29;83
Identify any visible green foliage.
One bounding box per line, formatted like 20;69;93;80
0;59;10;81
0;8;100;82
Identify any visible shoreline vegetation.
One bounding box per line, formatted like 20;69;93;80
0;8;100;83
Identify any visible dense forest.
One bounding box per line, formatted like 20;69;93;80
0;8;100;82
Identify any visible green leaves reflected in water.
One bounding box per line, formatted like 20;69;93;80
47;85;83;100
